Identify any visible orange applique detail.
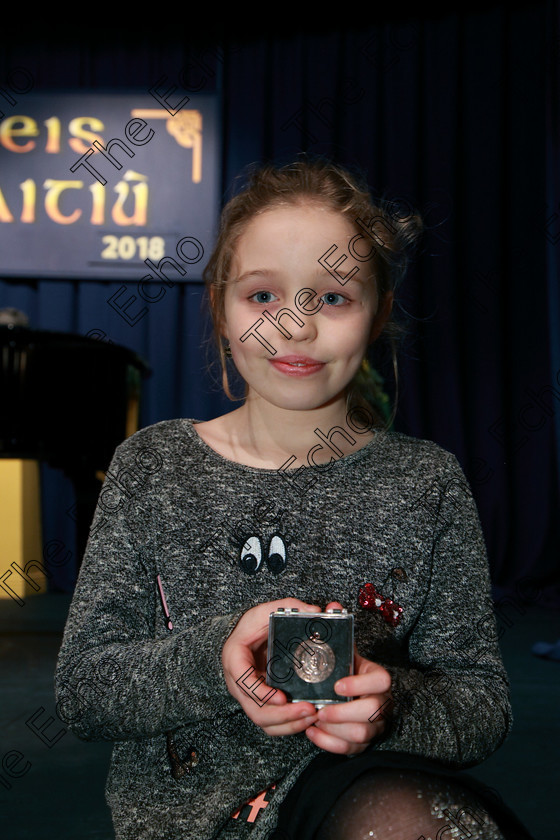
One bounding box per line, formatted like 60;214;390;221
231;783;277;822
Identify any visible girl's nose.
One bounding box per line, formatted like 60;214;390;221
289;313;318;342
261;304;318;344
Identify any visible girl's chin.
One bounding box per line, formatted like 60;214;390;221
247;388;348;413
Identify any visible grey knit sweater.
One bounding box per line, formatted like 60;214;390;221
54;418;512;840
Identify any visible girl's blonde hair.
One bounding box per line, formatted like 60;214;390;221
203;158;422;427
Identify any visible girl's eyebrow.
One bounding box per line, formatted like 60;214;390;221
234;267;369;287
233;269;275;284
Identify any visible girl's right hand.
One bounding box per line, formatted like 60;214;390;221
222;599;321;736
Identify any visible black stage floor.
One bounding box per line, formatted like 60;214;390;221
1;593;558;839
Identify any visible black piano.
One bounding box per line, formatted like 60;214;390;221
0;324;151;567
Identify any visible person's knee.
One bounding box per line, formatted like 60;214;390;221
313;770;501;840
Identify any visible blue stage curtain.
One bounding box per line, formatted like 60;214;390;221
1;6;557;604
546;1;560;558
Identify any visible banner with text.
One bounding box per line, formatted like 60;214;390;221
0;88;220;280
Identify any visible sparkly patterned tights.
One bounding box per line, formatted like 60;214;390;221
313;770;506;840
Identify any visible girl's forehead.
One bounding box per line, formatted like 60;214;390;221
234;202;359;253
228;202;377;293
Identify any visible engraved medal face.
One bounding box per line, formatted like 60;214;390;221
294;639;336;683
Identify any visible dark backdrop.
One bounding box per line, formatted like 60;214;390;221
1;3;558;604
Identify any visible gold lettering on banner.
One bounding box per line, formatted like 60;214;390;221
0;103;203;231
43;117;61;154
0;186;14;222
68;116;105;154
0;115;106;154
0;115;39;152
112;171;148;226
20;178;36;223
130;108;202;183
89;182;105;225
43;179;83;224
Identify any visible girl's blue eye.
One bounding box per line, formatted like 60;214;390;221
250;291;277;304
321;292;346;306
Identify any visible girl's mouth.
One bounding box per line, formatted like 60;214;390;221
269;356;325;376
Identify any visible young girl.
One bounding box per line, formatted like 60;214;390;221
55;160;533;840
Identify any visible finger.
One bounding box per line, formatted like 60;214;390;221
263;598;322;622
263;711;319;737
316;695;390;724
235;671;288;706
334;668;392;699
353;645;389;673
312;718;376;746
324;601;345;612
235;599;322;646
226;654;289;707
251;702;319;732
224;643;262;687
305;722;367;755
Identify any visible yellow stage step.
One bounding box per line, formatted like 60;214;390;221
0;459;47;604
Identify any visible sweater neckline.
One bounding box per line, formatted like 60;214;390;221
180;417;385;475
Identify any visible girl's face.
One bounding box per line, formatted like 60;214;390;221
222;202;389;414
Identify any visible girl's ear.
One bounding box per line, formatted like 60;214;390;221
369;292;394;343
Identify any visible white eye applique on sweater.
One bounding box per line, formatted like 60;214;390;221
239;534;287;576
240;535;262;574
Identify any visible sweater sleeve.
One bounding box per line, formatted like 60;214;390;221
54;437;244;742
373;454;513;768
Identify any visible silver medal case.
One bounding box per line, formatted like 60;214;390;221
266;608;354;706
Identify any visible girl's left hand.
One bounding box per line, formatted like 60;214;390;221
305;602;393;756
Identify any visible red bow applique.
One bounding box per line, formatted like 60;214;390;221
358;583;403;627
